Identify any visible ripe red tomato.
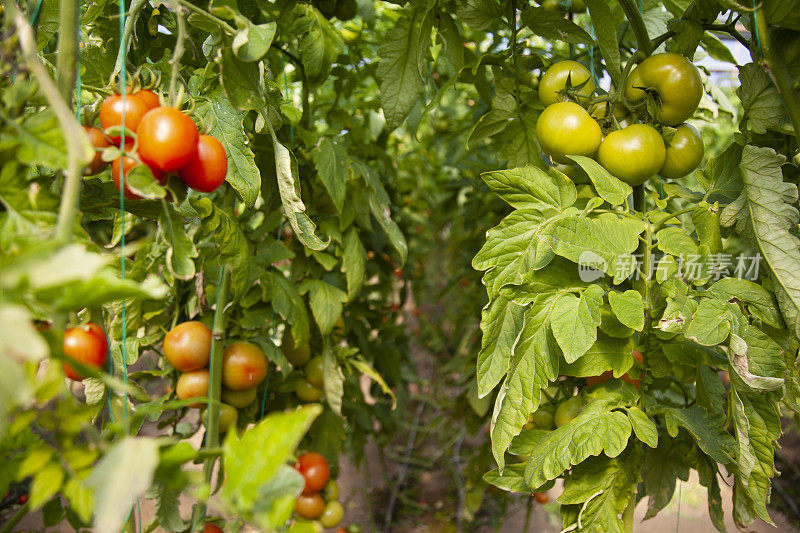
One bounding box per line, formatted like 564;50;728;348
63;323;109;380
176;369;209;406
99;94;150;142
295;493;325;519
534;492;549;504
137;107;199;172
295;451;330;494
204;525;223;533
178;135;228;192
18;493;28;505
163;321;212;372
222;341;268;391
84;127;110;175
134;89;160;110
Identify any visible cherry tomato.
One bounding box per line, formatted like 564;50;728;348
281;329;311;367
204;525;223;533
63;323;108;381
221;387;257;409
523;410;554;430
624;52;703;126
597;124;666;186
295;493;325;519
222;341;268;391
296;379;324;402
537;102;602;164
111;153;165;200
305;356;324;388
178;135;228;192
295;451;330;494
336;528;347;533
587;349;643;389
534;492;549;504
324;480;339;500
589;101;627;121
163;321;212;372
18;493;28;505
539;61;595;107
660;123;704;179
84;127;110;175
99;94;150;142
320;501;345;528
176;369;209;406
203;403;238;433
554;396;582;427
137;107;199;172
134;89;160;110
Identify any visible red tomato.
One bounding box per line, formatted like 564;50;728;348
587;349;644;390
63;323;109;380
111;152;165;200
294;452;330;494
178;135;228;192
84;127;110;175
221;341;268;391
134;89;160;110
99;94;150;142
295;493;325;519
534;492;549;504
18;493;28;505
137;107;199;172
204;524;224;533
163;321;212;372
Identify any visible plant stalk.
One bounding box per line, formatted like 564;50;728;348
0;503;29;533
55;0;80;102
169;0;187;106
753;7;800;150
617;0;651;56
622;491;636;532
112;0;148;78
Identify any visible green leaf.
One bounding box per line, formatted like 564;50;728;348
302;280;347;335
476;295;525;397
348;357;397;408
159;207;197;281
86;437;160;533
659;405;735;464
0;305;48;362
692;204;724;254
312;137;349;212
550;284;603;363
627;406;658;448
195;89;260;206
524;397;634;489
720;145;800;336
655;226;698;257
685;298;732;346
454;0;502;30
63;478;93;525
295;4;345;81
708;277;781;329
642;436;690;519
728;327;785;391
698;143;743;201
560;333;635;378
567;155;632;206
233;20;276;61
737;63;788;134
377;6;433;131
491;302;559;470
521;7;594;45
322;343;344;416
584;0;621;86
341;227;366;298
269;128;330;251
608;290;644;331
701;33;737;64
484;463;529;493
221;406;321;529
219;49;267;110
265;271;310;347
481;166;577;210
8;110;91;169
35;0;59;50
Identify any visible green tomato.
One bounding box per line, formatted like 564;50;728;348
221;387;257;409
296;378;324;402
597;124;666;186
624;52;703;126
539;61;595;107
323;479;339;500
203;403;238;434
305;355;324;388
523;410;555;430
554;396;582;427
281;328;311;367
660;123;704;179
537;102;602;164
319;501;345;528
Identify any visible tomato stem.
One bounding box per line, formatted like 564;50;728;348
112;0;147;78
617;0;651;57
169;0;187;107
622;490;636;532
0;502;29;533
55;0;79;102
174;0;236;34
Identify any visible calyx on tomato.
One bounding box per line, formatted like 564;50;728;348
539;61;595;107
624;52;703;126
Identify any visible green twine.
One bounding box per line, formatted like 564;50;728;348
29;0;45;25
752;1;763;57
587;18;599;86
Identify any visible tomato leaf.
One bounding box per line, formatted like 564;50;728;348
295;4;345;82
312;137;349;213
583;0;621;86
521;7;594;45
737;63;788;135
481;166;577;211
567;155;632;206
560;333;636;378
300;280;348;336
341;227;366;299
608;290;644;331
322;342;344;416
476;295;524;397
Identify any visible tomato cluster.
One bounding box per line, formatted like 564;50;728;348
85;89;228;198
165;322;268;431
292;453;345;528
536;53;705;186
283;318;344;402
62;322;109;381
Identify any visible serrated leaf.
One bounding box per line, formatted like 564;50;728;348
738;63;787;134
550;284;603;363
454;0;502;30
521;7;594;44
660;405;735;464
312;137;348;212
303;280;347;335
476;295;525;397
220;49;266;110
560;333;635;378
655;226;699;257
322;343;344;416
608;290;644;331
481;166;576;210
568;155;632;206
685;298;732;346
698;142;743;201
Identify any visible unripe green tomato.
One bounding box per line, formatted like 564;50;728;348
590;101;627;121
305;356;324;388
221;387;257;409
347;525;363;533
530;410;555;430
281;328;311;367
203;403;238;434
597;124;666;186
624;52;703;126
324;480;339;500
320;501;345;528
554;396;582;427
536;0;563;10
296;378;325;402
659;123;704;179
333;316;345;338
537;102;602;164
539;61;595;107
